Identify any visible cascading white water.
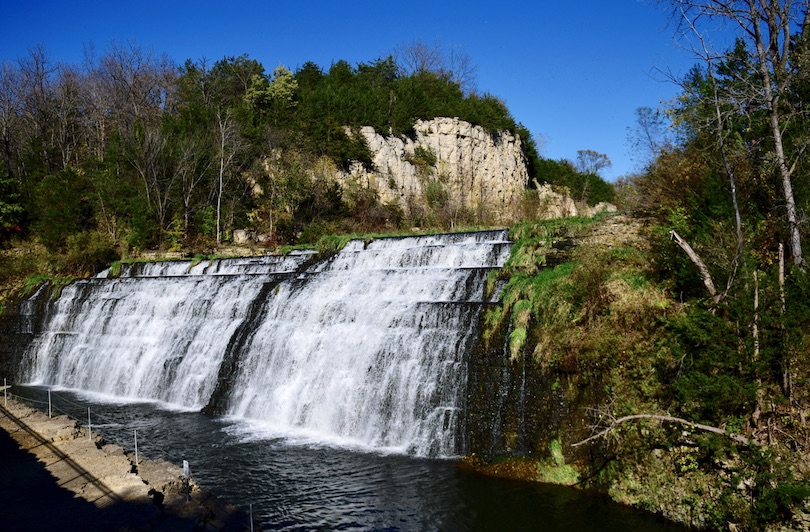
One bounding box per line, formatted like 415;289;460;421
24;232;510;456
24;254;314;408
224;232;510;455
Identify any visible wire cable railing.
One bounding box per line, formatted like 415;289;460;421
0;379;257;531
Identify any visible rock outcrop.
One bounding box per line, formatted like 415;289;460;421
529;180;618;221
337;118;530;223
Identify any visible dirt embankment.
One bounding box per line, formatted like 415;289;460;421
0;397;252;531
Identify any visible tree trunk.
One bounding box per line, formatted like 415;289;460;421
750;0;805;268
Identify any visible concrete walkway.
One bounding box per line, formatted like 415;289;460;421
0;398;251;531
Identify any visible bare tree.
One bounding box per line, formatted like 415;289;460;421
17;45;56;144
573;411;751;448
177;136;212;236
53;65;85;169
214;109;243;245
674;9;746;292
98;43;176;136
445;45;478;94
626;106;673;169
394;40;478;93
0;62;22;180
81;44;113;160
395;40;444;76
124;126;177;240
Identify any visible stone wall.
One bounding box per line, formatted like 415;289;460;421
0;285;51;380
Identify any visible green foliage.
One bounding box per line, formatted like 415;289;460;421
108;261;122;278
58;231;120;275
0;162;24;241
508;327;527;360
313;233;363;256
21;274;76;299
424;179;448;209
22;275;52;296
535;438;580;486
486;217;602;363
749;460;810;525
33;169;95;251
0;44;534;255
630;63;810;517
533;158;615;205
659;304;757;423
407;145;437;171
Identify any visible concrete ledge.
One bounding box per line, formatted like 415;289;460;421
0;398;252;531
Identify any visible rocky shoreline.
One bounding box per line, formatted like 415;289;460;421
0;396;252;531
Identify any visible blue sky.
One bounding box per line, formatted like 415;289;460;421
1;0;702;180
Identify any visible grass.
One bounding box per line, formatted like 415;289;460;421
487;213;670;381
20;274;77;299
535;438;580;486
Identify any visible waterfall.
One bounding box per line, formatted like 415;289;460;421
23;232;510;456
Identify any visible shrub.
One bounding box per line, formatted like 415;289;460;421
58;231;120;275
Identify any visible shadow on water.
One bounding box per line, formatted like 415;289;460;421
10;386;689;532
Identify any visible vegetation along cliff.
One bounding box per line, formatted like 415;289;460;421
2;15;810;529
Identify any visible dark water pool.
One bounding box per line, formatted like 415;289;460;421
13;386;685;531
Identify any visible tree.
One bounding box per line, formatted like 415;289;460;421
0;161;23;241
394;40;477;94
172;59;217;239
209;55;265;110
660;0;808;267
0;62;22;183
123;125;177;242
244;65;298;125
627;106;673;169
534;156;615;205
395;40;444;77
52;65;85;169
33;168;94;250
214;109;243;245
98;43;176;136
575;149;612;176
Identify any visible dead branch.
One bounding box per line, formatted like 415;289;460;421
670;230;722;303
572;413;751;447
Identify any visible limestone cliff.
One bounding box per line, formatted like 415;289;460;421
336;118;530;223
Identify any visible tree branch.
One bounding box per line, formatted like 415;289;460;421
572;413;751;447
670;230;722;303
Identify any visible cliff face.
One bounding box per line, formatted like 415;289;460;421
337;118;530;224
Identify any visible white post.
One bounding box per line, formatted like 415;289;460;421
250;503;254;532
87;408;92;442
183;459;190;501
48;390;52;418
134;430;139;467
